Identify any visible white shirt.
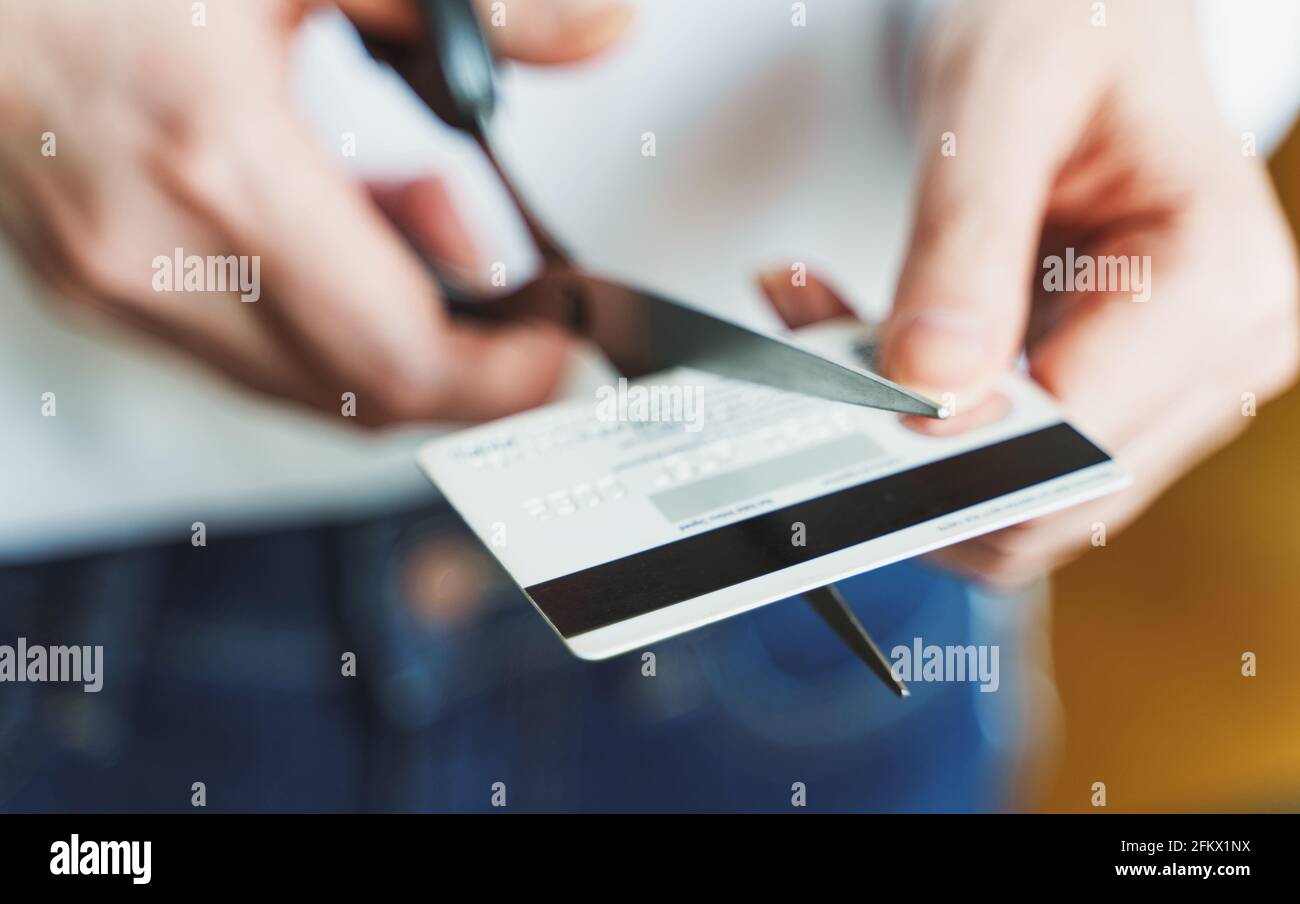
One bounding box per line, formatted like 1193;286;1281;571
2;0;1297;560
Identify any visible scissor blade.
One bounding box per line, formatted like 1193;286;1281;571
578;278;947;418
660;303;946;417
437;270;946;417
804;585;910;698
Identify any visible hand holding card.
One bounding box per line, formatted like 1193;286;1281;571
418;321;1127;659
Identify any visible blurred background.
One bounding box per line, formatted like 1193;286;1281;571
1033;127;1300;812
2;1;1298;813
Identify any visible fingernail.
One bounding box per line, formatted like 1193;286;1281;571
756;267;803;325
888;309;987;394
757;268;791;298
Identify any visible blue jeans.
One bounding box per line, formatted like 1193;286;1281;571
0;504;1022;812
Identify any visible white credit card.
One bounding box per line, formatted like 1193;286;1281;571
417;320;1128;660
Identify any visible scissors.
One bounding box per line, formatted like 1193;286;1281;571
365;0;922;696
363;0;944;420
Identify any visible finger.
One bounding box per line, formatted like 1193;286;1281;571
1031;189;1300;455
933;357;1266;584
0;180;343;414
881;39;1098;411
87;286;343;415
38;246;340;413
898;389;1011;436
333;0;422;37
473;0;635;64
923;543;1046;591
431;318;573;421
370;176;480;278
77;256;570;424
755;265;854;329
337;0;635;63
368;176;574;419
161;108;570;421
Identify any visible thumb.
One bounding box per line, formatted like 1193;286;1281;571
475;0;636;64
882;76;1088;411
339;0;635;64
756;265;854;329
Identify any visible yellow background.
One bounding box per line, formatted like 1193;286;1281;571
1034;129;1300;812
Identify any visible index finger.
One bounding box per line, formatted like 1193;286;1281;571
166;104;570;422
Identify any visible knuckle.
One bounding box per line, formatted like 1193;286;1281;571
365;367;440;423
144;93;270;222
981;524;1041;561
507;371;563;413
976;558;1039;590
151;121;244;214
60;231;141;301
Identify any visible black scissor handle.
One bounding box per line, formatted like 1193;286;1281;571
363;0;497;135
418;0;497;131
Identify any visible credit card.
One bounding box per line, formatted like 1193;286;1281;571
417;320;1128;659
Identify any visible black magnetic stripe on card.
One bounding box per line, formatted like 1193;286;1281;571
525;422;1109;638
